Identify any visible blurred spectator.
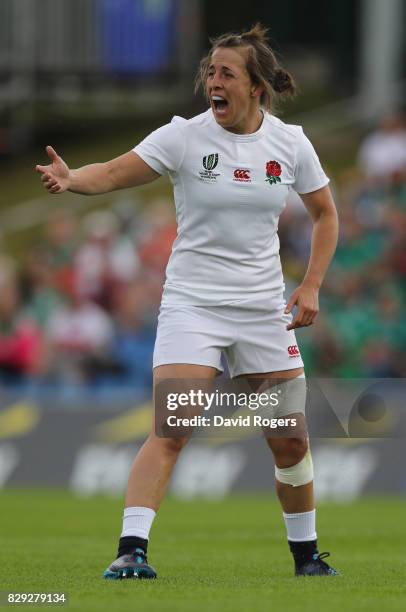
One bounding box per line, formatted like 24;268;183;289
45;280;114;385
136;198;177;273
108;279;155;391
358;113;406;184
74;210;139;310
362;340;403;378
42;209;77;298
0;256;44;385
21;246;64;329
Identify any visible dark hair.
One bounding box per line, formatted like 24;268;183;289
195;23;297;112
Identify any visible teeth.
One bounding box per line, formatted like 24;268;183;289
212;95;226;101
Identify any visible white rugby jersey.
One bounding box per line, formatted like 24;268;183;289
133;109;329;306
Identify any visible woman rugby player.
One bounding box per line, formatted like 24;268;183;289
36;24;339;579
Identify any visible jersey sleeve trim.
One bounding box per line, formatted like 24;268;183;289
296;177;330;195
130;149;165;176
170;117;187;171
132;118;186;176
292;127;330;195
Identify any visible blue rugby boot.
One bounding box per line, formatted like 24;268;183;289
296;552;339;576
103;547;157;580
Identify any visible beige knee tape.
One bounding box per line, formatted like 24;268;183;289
275;449;314;487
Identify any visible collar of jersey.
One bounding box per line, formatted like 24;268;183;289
210;108;267;142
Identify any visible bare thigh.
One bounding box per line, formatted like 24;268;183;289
237;367;307;465
153;363;220;384
152;363;219;441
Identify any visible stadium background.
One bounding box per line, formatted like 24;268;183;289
0;0;406;498
0;2;405;609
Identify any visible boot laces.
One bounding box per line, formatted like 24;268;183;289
133;547;147;564
312;551;331;567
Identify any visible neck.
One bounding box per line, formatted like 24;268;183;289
225;108;264;135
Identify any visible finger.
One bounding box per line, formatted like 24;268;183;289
36;164;48;174
304;309;319;326
301;312;314;326
42;177;56;187
41;173;52;183
289;317;315;330
50;186;63;194
309;312;318;326
46;145;59;162
294;306;307;325
286;319;299;331
45;180;57;189
284;295;297;314
287;307;306;329
287;320;306;330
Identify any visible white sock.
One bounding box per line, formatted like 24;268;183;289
121;506;156;540
283;509;317;542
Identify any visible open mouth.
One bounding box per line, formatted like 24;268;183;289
212;95;229;114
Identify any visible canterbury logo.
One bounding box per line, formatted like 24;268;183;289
203;153;219;171
288;345;300;357
233;168;251;181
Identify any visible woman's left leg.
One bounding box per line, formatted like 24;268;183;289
239;366;313;510
238;366;338;576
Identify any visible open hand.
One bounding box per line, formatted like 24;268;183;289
35;146;70;194
285;284;319;330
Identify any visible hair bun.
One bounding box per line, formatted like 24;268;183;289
273;68;295;94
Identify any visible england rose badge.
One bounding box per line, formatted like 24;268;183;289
265;160;282;185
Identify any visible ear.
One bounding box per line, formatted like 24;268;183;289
250;85;264;98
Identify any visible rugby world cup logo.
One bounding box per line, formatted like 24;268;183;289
203;153;219;171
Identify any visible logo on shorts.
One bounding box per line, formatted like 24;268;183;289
199;153;220;182
233;168;251;182
288;345;300;357
265;160;282;185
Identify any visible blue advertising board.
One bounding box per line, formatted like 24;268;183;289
101;0;176;74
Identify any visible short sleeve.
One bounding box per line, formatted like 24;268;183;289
132;118;185;175
292;129;330;194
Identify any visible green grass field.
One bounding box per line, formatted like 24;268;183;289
1;491;405;612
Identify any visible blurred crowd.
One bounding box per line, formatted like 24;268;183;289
282;113;406;378
0;114;405;395
0;198;176;397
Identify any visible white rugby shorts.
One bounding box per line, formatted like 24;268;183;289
153;297;304;376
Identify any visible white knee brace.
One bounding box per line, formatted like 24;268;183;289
275;449;314;487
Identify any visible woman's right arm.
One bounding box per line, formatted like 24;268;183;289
35;145;160;195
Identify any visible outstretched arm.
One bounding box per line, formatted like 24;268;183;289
35;146;160;195
285;184;338;330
